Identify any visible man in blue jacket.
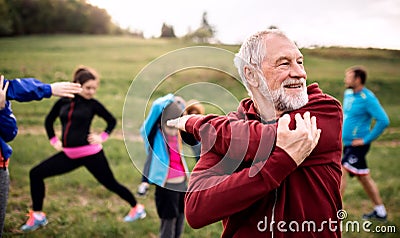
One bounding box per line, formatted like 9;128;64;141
340;66;390;221
0;75;81;237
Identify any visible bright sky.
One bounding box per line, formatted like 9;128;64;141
88;0;400;49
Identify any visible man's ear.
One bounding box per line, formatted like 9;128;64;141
244;65;259;87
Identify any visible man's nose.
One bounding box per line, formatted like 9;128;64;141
290;63;307;79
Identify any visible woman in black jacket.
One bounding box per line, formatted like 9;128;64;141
21;66;145;232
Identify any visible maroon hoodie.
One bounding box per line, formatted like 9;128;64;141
184;83;343;238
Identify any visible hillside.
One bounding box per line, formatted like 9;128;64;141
0;35;399;238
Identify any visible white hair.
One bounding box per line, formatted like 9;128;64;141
233;29;288;91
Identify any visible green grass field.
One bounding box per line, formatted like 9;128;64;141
0;35;399;237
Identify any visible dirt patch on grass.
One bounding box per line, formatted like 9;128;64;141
375;140;400;147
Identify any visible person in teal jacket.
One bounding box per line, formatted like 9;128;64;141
139;94;189;238
340;66;390;221
140;94;190;187
0;74;81;237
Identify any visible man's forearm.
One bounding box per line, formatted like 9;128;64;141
6;78;52;102
185;114;277;163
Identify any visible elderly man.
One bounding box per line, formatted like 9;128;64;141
168;29;343;237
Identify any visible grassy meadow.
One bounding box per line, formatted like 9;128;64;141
0;35;399;237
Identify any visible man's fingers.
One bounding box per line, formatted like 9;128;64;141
294;113;305;130
278;114;291;133
0;75;7;109
62;82;82;94
3;81;9;92
69;83;83;93
314;129;322;148
303;111;311;129
311;115;318;135
0;75;8;92
167;115;193;131
167;117;186;131
51;82;82;98
166;118;178;127
62;93;75;98
57;92;75;98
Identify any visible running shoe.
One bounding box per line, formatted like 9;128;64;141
123;204;146;222
362;210;387;221
137;182;149;197
20;210;48;232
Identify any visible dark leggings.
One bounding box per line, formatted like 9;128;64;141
29;150;137;211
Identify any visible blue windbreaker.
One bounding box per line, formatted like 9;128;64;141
140;94;189;186
342;87;390;146
1;78;52;160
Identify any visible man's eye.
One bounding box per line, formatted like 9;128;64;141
280;62;289;66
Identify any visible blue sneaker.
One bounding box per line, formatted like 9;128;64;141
20;210;48;232
124;204;146;222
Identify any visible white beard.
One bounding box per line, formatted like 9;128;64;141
259;75;308;112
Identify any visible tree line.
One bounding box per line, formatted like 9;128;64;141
0;0;217;43
0;0;124;36
162;12;216;43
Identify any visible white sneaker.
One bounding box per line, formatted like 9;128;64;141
137;182;149;197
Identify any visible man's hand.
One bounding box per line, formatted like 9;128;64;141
166;115;194;131
276;112;321;166
0;75;10;109
50;82;82;98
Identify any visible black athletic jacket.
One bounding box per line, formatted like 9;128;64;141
45;95;116;147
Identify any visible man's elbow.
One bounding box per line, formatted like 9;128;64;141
2;127;18;142
5;131;17;142
184;193;209;229
185;211;205;229
384;118;390;128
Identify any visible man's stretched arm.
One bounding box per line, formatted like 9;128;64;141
168;112;319;164
362;96;389;144
169;113;276;162
3;76;81;102
181;114;321;228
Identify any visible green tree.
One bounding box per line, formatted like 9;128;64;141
0;0;13;35
160;22;176;38
0;0;123;36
